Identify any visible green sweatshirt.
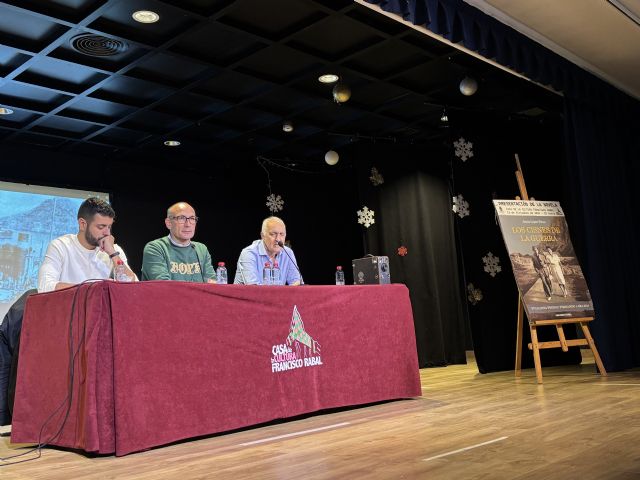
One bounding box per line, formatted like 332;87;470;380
141;236;215;282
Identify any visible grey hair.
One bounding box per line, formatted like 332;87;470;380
261;216;285;236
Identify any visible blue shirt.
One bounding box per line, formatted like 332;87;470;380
234;239;301;285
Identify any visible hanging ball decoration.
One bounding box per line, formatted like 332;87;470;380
332;83;351;103
325;150;339;165
459;76;478;96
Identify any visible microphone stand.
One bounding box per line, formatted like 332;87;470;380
276;241;304;285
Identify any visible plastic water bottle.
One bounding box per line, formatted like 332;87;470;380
115;260;130;282
335;266;345;286
216;262;228;284
262;262;272;285
272;261;281;285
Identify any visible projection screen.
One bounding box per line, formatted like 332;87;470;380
0;181;109;320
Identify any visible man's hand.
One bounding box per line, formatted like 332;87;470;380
99;235;116;255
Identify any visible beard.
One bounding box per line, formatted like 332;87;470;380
84;229;101;247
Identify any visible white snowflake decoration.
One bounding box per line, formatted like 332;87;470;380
453;137;474;162
452;194;470;218
369;167;384;186
467;283;483;305
357;206;375;228
266;194;284;213
482;252;502;277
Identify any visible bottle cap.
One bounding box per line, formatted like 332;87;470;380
117;260;124;265
218;262;225;267
273;262;279;267
336;266;342;271
264;262;271;267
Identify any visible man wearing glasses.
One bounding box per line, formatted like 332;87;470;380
141;202;215;282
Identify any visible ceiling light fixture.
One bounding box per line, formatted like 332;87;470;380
332;83;351;103
282;120;294;133
0;107;14;115
318;74;339;84
440;108;449;123
132;10;160;23
164;140;181;147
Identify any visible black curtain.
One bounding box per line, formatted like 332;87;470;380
451;113;582;373
369;0;640;371
353;143;467;367
563;87;640;372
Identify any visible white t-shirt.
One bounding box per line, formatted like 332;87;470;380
37;234;132;293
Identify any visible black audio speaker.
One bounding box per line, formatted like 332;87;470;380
352;256;391;285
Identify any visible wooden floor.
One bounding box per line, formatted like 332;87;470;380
2;351;639;479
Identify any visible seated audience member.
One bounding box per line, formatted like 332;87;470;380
234;216;301;285
38;197;136;292
141;202;215;282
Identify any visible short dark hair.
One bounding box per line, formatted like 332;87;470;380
77;197;115;221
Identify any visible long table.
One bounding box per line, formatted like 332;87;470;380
11;281;421;456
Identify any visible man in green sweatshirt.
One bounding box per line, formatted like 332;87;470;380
141;202;215;282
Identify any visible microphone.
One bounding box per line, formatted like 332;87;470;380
276;240;304;285
190;243;206;283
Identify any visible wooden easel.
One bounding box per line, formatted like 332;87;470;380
512;155;607;384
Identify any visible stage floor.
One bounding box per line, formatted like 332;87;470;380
2;350;639;479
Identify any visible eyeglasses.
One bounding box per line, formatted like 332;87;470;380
169;215;199;224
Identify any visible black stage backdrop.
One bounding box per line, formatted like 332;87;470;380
351;143;467;368
4;87;638;374
450;113;582;373
0;144;363;287
369;0;640;373
563;87;640;372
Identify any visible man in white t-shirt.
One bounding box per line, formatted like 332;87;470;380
37;197;137;292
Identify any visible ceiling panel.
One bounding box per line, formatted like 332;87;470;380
0;0;562;165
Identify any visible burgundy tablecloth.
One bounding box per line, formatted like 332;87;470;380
11;281;421;456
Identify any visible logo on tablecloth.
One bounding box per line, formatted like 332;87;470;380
271;305;322;373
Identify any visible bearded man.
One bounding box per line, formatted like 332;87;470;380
37;197;136;292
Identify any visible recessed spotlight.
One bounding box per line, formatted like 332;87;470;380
282;120;294;133
0;107;14;115
132;10;160;23
164;140;181;146
318;74;339;84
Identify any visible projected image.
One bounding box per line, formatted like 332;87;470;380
0;183;109;319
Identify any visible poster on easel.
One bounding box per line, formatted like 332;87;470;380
493;199;594;322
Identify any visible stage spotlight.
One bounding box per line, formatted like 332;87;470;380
459;76;478;96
